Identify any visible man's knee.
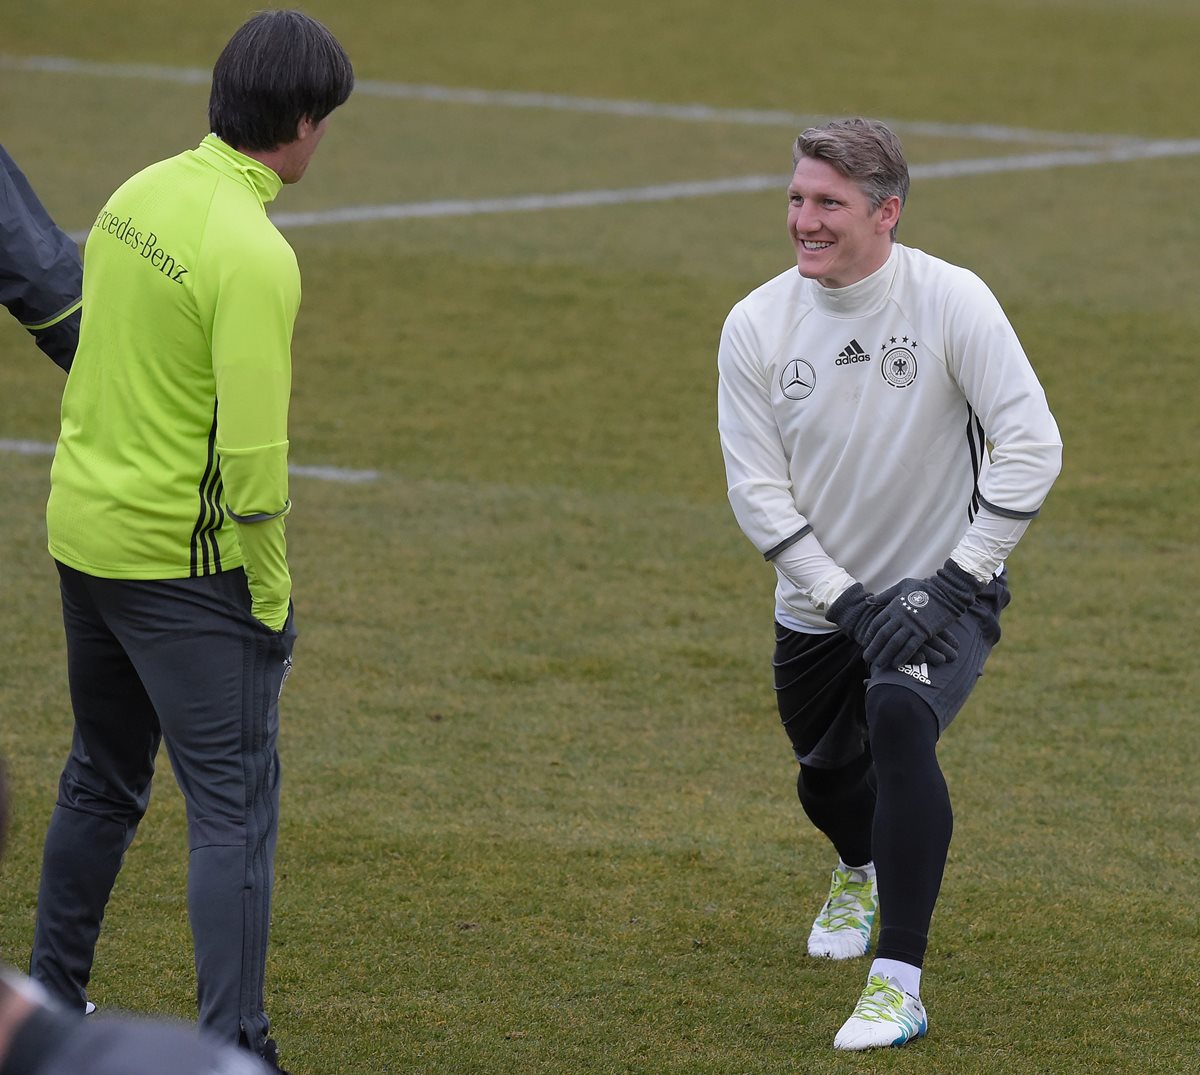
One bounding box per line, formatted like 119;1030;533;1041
57;771;149;827
187;815;247;852
864;684;939;767
797;750;872;801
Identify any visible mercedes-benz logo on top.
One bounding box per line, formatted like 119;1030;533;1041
780;358;816;400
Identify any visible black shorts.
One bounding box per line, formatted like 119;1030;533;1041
773;574;1011;767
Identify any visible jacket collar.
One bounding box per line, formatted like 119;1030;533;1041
194;134;284;206
809;244;899;319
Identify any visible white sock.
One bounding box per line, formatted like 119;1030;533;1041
839;858;875;879
870;957;921;999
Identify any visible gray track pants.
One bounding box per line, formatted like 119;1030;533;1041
29;563;297;1054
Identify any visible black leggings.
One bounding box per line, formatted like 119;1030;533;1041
797;683;951;967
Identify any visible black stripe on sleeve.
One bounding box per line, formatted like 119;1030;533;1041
978;494;1042;520
964;410;985;523
764;525;813;561
227;499;290;524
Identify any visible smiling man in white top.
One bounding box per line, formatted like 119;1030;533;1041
717;118;1062;1050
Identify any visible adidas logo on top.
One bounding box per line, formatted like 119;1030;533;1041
899;662;931;685
836;339;871;366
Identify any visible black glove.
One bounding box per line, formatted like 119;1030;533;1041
862;559;985;670
827;582;959;665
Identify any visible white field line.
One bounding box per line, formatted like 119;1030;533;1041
0;439;379;484
264;138;1200;230
52;136;1200;244
351;78;1135;148
289;463;379;484
0;439;54;456
269;175;785;229
1;53;1140;148
11;51;1196;239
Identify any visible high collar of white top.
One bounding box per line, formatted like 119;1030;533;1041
809;244;899;318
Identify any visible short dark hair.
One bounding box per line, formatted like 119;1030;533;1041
793;118;909;239
208;10;354;151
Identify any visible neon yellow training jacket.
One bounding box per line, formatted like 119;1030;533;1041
48;135;299;629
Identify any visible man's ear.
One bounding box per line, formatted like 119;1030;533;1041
876;195;902;235
296;115;319;141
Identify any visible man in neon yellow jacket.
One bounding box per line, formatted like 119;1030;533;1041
30;12;352;1071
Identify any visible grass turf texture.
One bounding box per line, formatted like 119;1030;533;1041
2;1;1199;1072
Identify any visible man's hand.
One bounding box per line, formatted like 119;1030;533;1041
862;559;986;670
828;582;959;665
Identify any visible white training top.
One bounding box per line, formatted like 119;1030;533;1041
717;243;1063;631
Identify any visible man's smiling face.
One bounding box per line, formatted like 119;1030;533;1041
787;156;899;289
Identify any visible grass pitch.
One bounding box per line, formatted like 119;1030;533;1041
2;2;1198;1072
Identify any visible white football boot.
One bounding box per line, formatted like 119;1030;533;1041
833;973;928;1051
807;861;877;960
